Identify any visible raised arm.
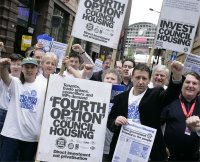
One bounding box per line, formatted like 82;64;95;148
63;56;81;78
0;58;12;86
72;44;94;65
171;61;184;81
159;61;184;107
81;64;94;79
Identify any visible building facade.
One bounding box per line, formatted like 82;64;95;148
0;0;19;56
0;0;78;56
125;22;156;55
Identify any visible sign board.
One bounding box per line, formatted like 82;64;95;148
112;121;156;162
133;37;147;43
37;34;54;52
183;53;200;75
36;75;112;162
21;35;32;51
93;59;103;72
154;0;200;53
71;0;129;49
50;41;68;68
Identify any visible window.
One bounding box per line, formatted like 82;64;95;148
50;5;67;43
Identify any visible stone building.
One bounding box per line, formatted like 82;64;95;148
0;0;78;56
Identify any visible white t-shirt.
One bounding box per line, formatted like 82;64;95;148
148;82;167;89
1;77;46;142
0;80;11;111
127;87;147;123
36;74;48;87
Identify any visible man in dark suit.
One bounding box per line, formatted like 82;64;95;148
107;61;184;161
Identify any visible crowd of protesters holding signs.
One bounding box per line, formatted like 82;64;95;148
0;39;200;162
2;0;200;160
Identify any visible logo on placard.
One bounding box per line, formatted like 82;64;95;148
83;141;89;144
146;133;152;139
90;146;95;150
68;143;74;149
86;23;94;31
94;28;99;33
91;141;95;145
75;144;79;150
184;47;188;52
55;137;66;149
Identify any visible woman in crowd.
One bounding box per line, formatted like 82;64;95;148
101;68;123;162
36;52;58;85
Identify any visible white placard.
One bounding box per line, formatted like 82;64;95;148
154;0;200;53
93;59;103;72
112;120;156;162
71;0;129;49
183;53;200;75
36;74;112;162
50;41;68;68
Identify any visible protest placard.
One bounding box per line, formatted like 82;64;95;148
36;75;112;162
71;0;129;49
37;34;54;52
50;41;68;68
93;58;103;72
112;120;156;162
21;35;32;51
154;0;200;53
183;53;200;75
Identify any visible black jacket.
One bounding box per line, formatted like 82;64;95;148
107;77;183;161
90;70;103;82
161;95;200;157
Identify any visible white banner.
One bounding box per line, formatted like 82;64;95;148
112;120;156;162
154;0;200;53
36;74;112;162
71;0;129;49
183;53;200;75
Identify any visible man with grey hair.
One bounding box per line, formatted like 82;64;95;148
149;64;170;89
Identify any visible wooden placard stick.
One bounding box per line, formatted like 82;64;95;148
111;49;117;68
59;36;74;75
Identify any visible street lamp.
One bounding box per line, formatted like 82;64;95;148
149;8;160;13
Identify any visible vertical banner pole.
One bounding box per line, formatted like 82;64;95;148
59;36;74;75
111;49;117;68
147;47;155;67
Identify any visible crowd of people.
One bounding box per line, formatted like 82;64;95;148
0;40;200;162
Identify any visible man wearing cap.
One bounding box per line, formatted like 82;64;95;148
0;57;46;161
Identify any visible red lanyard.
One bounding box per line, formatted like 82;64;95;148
179;96;196;118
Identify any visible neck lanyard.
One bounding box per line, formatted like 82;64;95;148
179;95;196;118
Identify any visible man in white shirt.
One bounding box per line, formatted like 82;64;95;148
63;44;94;79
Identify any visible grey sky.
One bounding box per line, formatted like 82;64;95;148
129;0;163;25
